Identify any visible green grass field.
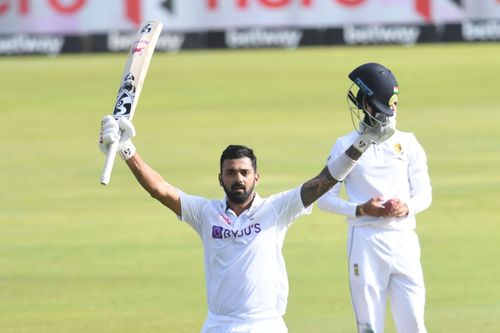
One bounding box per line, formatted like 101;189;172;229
1;43;499;332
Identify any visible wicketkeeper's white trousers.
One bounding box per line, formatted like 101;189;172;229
347;225;427;333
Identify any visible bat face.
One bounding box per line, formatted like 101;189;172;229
132;39;150;56
111;21;162;121
100;20;163;185
113;73;136;118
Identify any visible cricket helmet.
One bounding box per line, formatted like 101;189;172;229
348;62;399;116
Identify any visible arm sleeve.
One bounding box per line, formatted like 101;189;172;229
406;135;432;216
178;189;209;236
272;186;313;231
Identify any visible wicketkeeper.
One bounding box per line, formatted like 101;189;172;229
318;62;432;333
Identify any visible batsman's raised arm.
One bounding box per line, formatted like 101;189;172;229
126;153;181;216
99;115;181;216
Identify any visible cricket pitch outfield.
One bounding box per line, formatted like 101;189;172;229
1;43;499;333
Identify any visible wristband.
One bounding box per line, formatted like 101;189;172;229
352;134;372;153
118;140;136;160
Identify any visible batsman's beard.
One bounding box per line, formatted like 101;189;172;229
223;182;256;204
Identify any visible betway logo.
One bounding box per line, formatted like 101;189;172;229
463;21;500;41
108;32;185;52
212;223;261;239
226;29;302;49
344;25;420;46
0;35;64;55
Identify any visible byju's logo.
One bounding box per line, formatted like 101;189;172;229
212;223;261;239
212;226;224;239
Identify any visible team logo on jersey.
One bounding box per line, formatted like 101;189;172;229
212;224;261;239
393;143;402;154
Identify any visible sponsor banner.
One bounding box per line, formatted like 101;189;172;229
2;20;500;56
225;28;303;49
343;25;422;45
2;1;500;34
107;30;186;53
154;0;500;29
0;0;134;33
153;0;427;31
0;34;65;55
461;20;500;41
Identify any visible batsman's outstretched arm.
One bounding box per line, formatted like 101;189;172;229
300;146;361;207
99;115;181;216
126;153;182;216
300;124;391;208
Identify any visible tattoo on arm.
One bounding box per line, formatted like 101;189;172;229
299;144;363;207
301;166;339;207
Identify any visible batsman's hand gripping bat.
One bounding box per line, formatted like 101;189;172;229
100;20;163;185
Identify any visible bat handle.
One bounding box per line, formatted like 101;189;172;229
100;141;119;185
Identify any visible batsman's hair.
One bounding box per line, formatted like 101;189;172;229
220;145;257;172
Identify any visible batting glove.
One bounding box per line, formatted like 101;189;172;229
327;118;395;181
352;119;395;153
98;115;136;160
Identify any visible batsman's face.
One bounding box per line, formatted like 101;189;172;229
219;157;259;205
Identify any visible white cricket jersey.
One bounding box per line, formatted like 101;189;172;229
178;186;311;320
317;130;432;230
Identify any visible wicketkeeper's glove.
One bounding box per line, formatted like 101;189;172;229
99;115;136;160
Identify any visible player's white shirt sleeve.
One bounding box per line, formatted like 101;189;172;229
405;135;433;216
175;189;207;235
317;130;432;230
176;186;311;320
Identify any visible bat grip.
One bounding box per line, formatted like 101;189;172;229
100;141;119;185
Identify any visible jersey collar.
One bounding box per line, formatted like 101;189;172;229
223;193;262;215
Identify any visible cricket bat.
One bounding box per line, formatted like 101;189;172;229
100;20;163;185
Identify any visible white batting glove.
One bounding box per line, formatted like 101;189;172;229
116;117;136;160
326;117;395;181
352;119;395;153
98;115;136;160
99;115;119;154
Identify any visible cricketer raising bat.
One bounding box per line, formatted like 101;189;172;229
100;20;163;185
